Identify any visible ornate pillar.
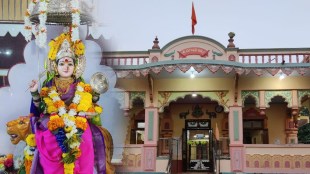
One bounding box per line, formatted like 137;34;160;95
285;108;299;144
285;90;299;144
229;106;244;172
221;113;229;154
143;107;159;171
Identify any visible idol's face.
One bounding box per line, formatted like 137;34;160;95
57;57;75;78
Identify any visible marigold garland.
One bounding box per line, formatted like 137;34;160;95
43;82;102;174
24;134;36;174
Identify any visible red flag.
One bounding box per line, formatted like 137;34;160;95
191;2;197;35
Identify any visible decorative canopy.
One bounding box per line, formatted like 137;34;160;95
29;0;92;25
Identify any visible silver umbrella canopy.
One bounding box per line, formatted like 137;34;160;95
29;0;93;25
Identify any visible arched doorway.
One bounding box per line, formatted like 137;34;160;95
243;95;268;144
158;94;226;172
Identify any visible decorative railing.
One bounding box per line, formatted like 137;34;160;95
0;0;30;22
238;53;309;64
101;53;310;67
244;144;310;173
102;57;149;66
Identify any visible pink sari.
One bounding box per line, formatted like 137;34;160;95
35;122;94;174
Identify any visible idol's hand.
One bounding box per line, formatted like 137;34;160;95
29;80;38;92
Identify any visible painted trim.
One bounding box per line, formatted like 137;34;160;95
241;91;259;108
148;111;154;141
161;35;226;51
233;111;239;141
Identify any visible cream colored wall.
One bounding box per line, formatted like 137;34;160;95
238;76;310;106
117;77;236;107
238;76;310;90
154;78;235;107
266;103;287;144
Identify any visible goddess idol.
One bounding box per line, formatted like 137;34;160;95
28;32;113;174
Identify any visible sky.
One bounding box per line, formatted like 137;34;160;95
100;0;310;51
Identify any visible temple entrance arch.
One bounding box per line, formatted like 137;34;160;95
158;91;230;113
158;93;227;173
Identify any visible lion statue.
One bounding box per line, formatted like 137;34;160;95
6;116;115;174
6;116;30;145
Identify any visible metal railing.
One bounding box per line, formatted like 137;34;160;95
158;138;180;174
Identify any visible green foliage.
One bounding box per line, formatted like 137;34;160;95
298;123;310;143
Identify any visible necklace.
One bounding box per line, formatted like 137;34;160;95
54;77;74;96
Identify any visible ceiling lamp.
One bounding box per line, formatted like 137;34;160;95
279;71;286;80
190;71;195;78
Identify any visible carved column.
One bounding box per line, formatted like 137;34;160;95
229;106;244;172
285;108;299;144
143;107;159;171
221;113;229;154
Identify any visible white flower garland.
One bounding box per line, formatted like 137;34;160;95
24;0;48;48
24;0;81;46
47;82;84;141
37;0;48;48
24;0;38;42
70;0;80;42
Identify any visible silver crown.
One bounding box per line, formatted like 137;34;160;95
56;39;75;61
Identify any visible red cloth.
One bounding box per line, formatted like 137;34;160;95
191;2;197;35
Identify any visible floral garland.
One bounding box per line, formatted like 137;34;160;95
24;0;48;48
24;0;81;46
40;82;102;174
70;0;81;42
24;0;38;42
0;154;14;173
24;134;36;174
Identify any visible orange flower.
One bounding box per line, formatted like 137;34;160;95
25;159;32;174
69;103;77;110
6;154;13;159
54;100;65;108
87;107;95;113
84;84;92;93
40;87;49;97
48;117;64;131
47;121;58;131
73;148;81;158
75;117;87;131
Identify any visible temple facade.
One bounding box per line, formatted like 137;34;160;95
1;1;310;173
102;34;310;173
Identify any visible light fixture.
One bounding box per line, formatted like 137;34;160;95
5;50;12;56
192;93;197;97
279;72;285;80
190;71;195;78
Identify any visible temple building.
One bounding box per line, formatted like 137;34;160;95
102;34;310;173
